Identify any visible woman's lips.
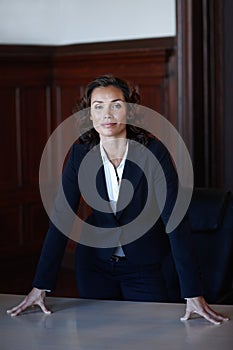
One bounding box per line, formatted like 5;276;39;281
101;123;117;127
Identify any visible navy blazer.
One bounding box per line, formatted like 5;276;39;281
33;138;203;298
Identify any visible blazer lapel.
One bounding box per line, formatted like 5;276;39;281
93;145;110;202
85;145;112;213
116;141;147;219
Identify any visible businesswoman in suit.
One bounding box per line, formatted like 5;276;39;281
7;75;228;324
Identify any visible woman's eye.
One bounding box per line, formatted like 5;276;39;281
112;103;122;110
94;104;103;110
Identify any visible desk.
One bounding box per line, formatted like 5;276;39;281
0;294;232;350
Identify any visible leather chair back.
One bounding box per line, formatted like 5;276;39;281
188;188;233;303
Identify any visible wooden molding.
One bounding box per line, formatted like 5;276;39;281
0;37;177;254
176;0;224;188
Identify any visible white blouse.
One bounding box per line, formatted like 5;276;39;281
100;141;129;256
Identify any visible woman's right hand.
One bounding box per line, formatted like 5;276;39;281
6;287;51;316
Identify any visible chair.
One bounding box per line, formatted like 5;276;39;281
188;187;233;304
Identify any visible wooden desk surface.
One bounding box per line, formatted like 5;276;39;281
0;294;232;350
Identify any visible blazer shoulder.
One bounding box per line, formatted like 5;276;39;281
67;142;90;168
71;142;90;157
147;137;168;154
70;142;102;169
72;142;89;152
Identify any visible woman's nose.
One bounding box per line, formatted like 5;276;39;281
104;105;113;118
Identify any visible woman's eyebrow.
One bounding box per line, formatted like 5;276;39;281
92;98;125;104
92;100;103;104
111;99;125;102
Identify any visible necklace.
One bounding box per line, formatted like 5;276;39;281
113;166;120;184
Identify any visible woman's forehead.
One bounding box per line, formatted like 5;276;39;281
91;86;125;103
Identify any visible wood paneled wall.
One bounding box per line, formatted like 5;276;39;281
0;38;176;255
176;0;228;190
0;48;52;255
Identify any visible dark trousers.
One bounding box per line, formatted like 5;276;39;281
75;256;174;302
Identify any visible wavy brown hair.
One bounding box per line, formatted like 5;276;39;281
74;74;150;149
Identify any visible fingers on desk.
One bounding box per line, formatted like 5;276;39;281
180;302;229;325
6;298;51;316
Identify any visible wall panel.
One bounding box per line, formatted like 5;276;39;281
0;37;176;257
20;86;51;185
0;88;19;190
0;205;23;251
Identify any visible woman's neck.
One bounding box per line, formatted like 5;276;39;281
101;137;127;168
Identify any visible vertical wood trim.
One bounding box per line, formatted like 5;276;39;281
210;0;224;187
202;0;210;185
176;0;225;188
46;86;52;139
19;204;24;246
55;85;62;127
15;87;23;187
201;0;224;187
176;0;193;157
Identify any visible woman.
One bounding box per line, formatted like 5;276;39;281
7;75;228;324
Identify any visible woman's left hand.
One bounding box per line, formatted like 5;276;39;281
180;296;229;325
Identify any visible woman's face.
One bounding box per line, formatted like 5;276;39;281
90;86;127;141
